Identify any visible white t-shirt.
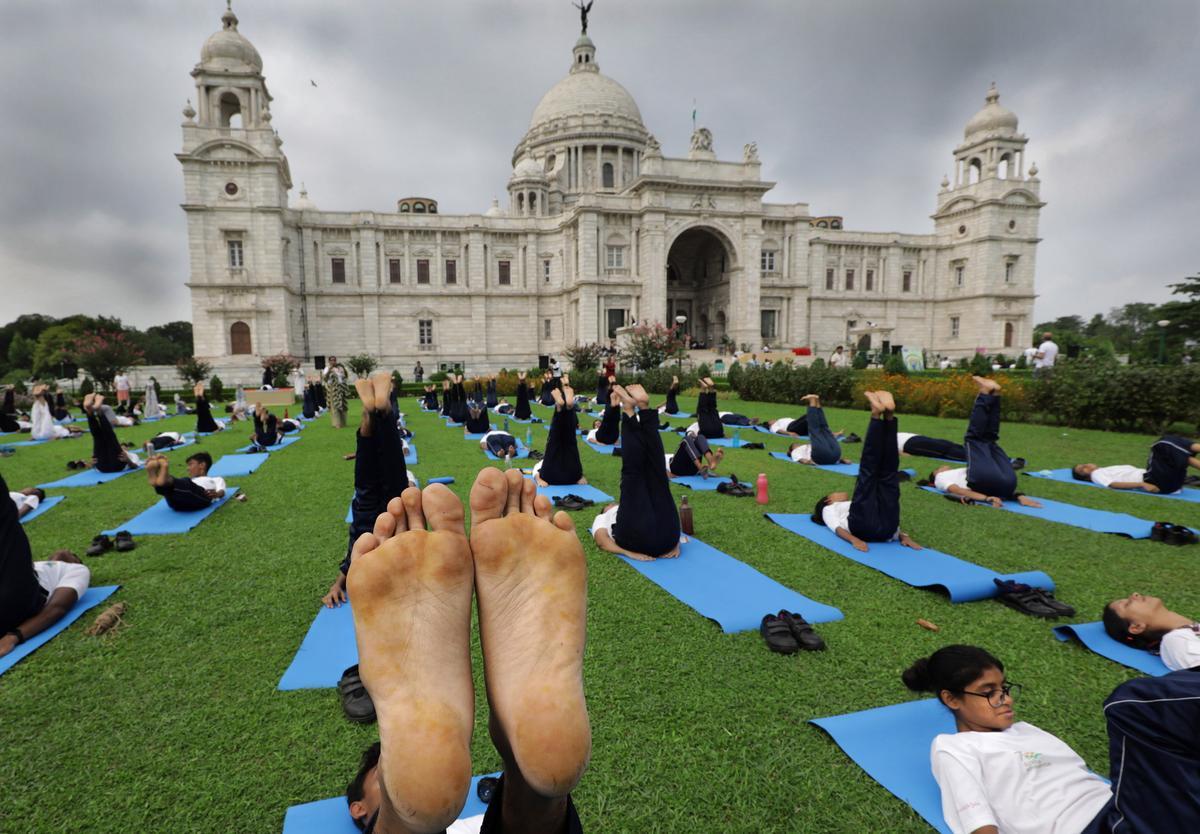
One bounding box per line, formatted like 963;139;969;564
156;431;183;444
822;500;851;533
447;813;483;834
191;476;227;494
932;722;1111;834
896;432;916;453
770;417;794;433
114;375;130;392
1037;340;1059;368
10;491;40;512
934;468;970;492
789;445;813;463
33;560;91;600
1089;465;1146;488
590;504;618;538
829;352;847;368
685;422;700;435
1160;625;1200;671
585;428;602;444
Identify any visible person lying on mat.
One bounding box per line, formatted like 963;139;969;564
689;377;724;438
921;377;1041;508
1072;437;1200;494
656;375;682;415
897;432;966;462
251;404;280;447
192;383;227;433
810;391;923;553
323;373;414;608
1;387;25;433
142;431;186;454
479;430;518;460
587;389;621;446
666;431;724;478
485;375;499;409
145;452;225;511
9;487;46;519
782;394;849;465
591;384;683;560
903;644;1116;834
30;385;83;441
534;380;587;487
420;384;440;412
464;402;491;435
82;394;141;473
513;371;533;421
99;400;137;427
278;416;303;434
52;392;73;421
345;742;484;833
343;470;591;833
0;471;91;659
491;398;514;416
1103;592;1199;671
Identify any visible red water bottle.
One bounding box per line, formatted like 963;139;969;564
756;472;769;504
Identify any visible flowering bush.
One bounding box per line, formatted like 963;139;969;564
72;331;144;390
563;342;606;374
261;353;301;379
619;322;686;371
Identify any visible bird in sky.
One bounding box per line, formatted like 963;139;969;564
310;79;318;87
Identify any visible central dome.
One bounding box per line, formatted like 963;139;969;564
201;6;262;72
964;83;1018;139
529;69;643;131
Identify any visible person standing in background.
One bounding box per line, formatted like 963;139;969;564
829;346;847;368
1034;331;1059;376
323;356;349;429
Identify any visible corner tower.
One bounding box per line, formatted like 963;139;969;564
932;84;1043;354
178;2;294;365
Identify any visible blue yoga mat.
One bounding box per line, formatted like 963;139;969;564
101;487;239;536
462;431;487;440
1025;469;1200;503
208;453;269;478
9;436;84;447
484;441;530;461
765;513;1054;603
282;773;499;833
769;452;917;478
19;495;65;524
38;465;141;489
1053;622;1170;676
669;475;734;491
405;443;418;466
611;536;842;633
0;585;120;677
917;486;1152;538
343;477;428;522
279;603;357;689
529;482;615;503
811;699;954;834
235;435;302;453
660;411;692;418
585;440;620;453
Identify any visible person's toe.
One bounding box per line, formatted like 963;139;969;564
502;469;525;515
518;475;538;515
375;495;409;539
422;483;465;536
401;486;426;530
469;467;509;525
349;531;379;566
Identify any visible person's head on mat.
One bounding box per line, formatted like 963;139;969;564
17;487;46;502
1102;593;1188;649
185;452;213;478
903;644;1015;732
810;491;849;525
1071;463;1099;481
346;741;382;830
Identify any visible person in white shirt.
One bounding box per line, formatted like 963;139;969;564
1073;436;1199;495
9;487;45;519
828;345;847;368
1033;332;1059;372
29;385;82;441
145;452;225;512
1103;593;1199;672
478;429;518;459
113;372;131;409
902;644;1114;834
142;430;186;454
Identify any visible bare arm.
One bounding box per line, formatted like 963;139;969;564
16;503;32;519
1109;481;1158;492
834;526;868;552
945;483;1002;507
0;588;78;658
322;572;348;608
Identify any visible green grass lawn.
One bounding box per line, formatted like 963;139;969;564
3;395;1197;833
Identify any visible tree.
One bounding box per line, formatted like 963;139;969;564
32;323;83;378
261;353;301;381
563;342;605;374
346;353;378;379
619;322;686;371
7;332;34;371
176;356;213;387
72;331;144;391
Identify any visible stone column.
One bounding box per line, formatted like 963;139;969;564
640;213;667;325
595;144;602;188
616;146;623;188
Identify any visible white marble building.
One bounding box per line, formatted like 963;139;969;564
180;5;1043;376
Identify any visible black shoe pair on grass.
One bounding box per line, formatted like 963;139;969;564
553;494;595;511
993;579;1074;619
1151;521;1198;546
760;610;826;654
339;664;376;723
86;532;135;556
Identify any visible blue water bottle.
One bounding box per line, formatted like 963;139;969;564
733;427;742;448
504;416;510;432
525;427;533;448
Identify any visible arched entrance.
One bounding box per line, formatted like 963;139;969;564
665;226;735;349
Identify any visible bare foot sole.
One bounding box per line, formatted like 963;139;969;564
469;468;591;798
355;378;375;412
347;485;476;833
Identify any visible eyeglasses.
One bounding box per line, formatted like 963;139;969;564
958;682;1022;708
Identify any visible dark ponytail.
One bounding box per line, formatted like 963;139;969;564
902;645;1004;696
811;495;831;526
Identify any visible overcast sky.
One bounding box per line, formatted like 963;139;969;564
1;0;1197;331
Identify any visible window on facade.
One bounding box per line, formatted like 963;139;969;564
445;260;457;285
498;260;511;285
1005;262;1014;283
543;319;551;339
602;163;614;189
606;309;626;339
825;268;835;290
845;269;855;291
331;257;346;284
902;270;912;292
416;259;430;284
227;239;244;268
388;259;401;284
605;246;624;269
951;316;960;338
543;259;551;283
230;321;251;355
760;309;778;340
761;250;776;272
955;265;964;287
419;319;433;346
865;269;875;291
1004;322;1014;348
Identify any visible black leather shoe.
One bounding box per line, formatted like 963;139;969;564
86;534;113;557
338;664;377;723
1031;589;1075;617
779;610;826;651
759;614;799;654
1168;525;1198;546
1150;522;1171;542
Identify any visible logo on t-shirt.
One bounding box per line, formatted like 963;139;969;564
1021;751;1049;772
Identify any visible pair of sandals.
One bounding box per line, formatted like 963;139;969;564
760;610;826;654
66;459;89;470
716;477;754;497
993;579;1075;619
86;531;135;556
1151;522;1198;546
552;494;594;511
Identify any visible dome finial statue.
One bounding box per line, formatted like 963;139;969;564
222;0;238;30
183;99;196;122
572;0;594;35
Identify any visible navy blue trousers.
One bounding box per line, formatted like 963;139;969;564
594;404;620;445
465;409;491;434
1144;436;1196;494
669;433;711;476
514;383;532;420
0;471;45;633
664;383;680;414
195;396;219;434
155;477;212;512
613;409;680;556
695;391;724;439
485;433;517;457
806;406;842;465
964;394;1017;498
540;405;583;485
86;409;127;473
252;412;278;447
902;435;966;462
340;410;409;575
847;418;901;542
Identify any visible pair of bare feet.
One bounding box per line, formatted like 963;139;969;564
549;382;576;411
697;377;717;392
972;374;1001;396
145;454;173;490
349;468;590;833
82;392;105;415
863;390;897;420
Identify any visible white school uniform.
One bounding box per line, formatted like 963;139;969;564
789;445;813;463
933;468;970;492
585;428;602;444
10;491;40;512
896;432;916;453
684;422;700;435
1160;625;1200;672
30;400;71;440
446;815;483;834
821;500;851;533
770;418;794;433
190;476;227;494
931;722;1111;834
590;504;619;539
156;431;183;445
33;560;91;600
1089;465;1146;488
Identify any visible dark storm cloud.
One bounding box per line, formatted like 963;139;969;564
1;0;1196;329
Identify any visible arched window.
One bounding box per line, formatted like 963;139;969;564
1004;322;1014;348
968;158;982;184
218;92;242;128
998;154;1011;180
529;192;538;214
400;204;411;212
517;193;525;214
230;321;251;355
413;203;426;213
602;163;614;189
